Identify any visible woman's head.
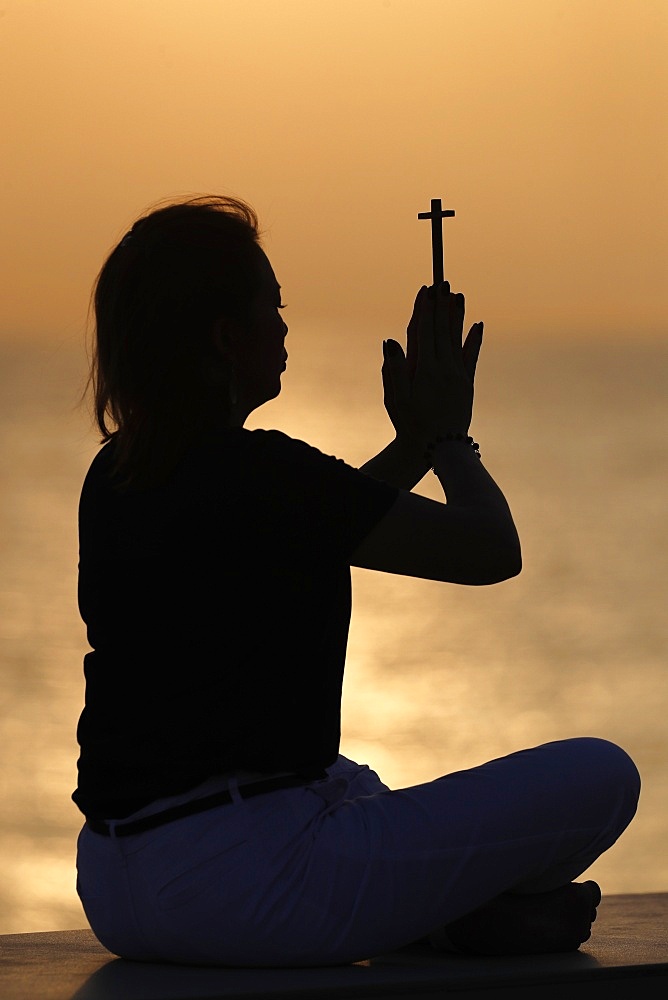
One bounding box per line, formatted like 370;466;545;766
87;195;285;491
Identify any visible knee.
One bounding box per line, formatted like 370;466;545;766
569;737;641;817
576;737;640;786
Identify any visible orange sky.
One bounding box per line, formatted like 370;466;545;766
1;0;666;344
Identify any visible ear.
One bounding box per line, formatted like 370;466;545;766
211;318;241;363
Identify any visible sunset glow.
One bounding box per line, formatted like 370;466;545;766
1;0;666;343
1;1;667;934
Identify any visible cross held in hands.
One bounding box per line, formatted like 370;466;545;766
418;198;455;285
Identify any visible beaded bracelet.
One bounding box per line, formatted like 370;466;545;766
424;432;481;467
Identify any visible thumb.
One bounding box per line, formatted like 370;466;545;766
463;323;483;382
382;339;411;410
383;338;406;364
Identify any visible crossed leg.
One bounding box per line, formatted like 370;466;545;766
312;737;640;962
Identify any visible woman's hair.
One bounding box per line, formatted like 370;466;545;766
85;194;263;492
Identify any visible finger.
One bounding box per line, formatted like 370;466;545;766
382;340;411;419
383;338;406;365
406;286;427;378
433;281;446;360
447;290;466;364
462;321;482;378
381;354;396;421
433;283;460;365
462;322;483;381
416;283;442;373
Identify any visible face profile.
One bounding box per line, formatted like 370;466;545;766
210;248;288;423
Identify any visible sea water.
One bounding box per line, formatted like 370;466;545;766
0;335;665;932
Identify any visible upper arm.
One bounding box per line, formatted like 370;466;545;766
350;489;522;585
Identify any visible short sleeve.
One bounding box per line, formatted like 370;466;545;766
238;429;399;559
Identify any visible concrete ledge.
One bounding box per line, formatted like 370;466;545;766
0;893;666;999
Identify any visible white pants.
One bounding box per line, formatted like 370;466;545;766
76;738;640;966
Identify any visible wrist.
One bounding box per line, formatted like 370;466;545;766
425;432;481;467
393;431;432;465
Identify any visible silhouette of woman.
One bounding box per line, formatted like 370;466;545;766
74;195;639;966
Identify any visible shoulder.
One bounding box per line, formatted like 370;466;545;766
242;428;348;472
192;427;365;484
240;429;397;502
80;439;117;500
217;428;398;538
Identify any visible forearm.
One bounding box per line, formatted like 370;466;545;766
433;440;521;563
359;436;431;491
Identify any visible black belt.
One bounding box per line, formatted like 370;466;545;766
86;774;310;838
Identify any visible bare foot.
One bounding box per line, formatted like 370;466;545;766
430;881;601;956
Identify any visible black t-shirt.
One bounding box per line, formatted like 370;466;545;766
73;428;398;819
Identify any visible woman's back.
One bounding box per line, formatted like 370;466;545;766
74;427;397;819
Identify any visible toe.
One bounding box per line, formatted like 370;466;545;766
584;880;602;907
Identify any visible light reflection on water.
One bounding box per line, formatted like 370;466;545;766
0;336;666;932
